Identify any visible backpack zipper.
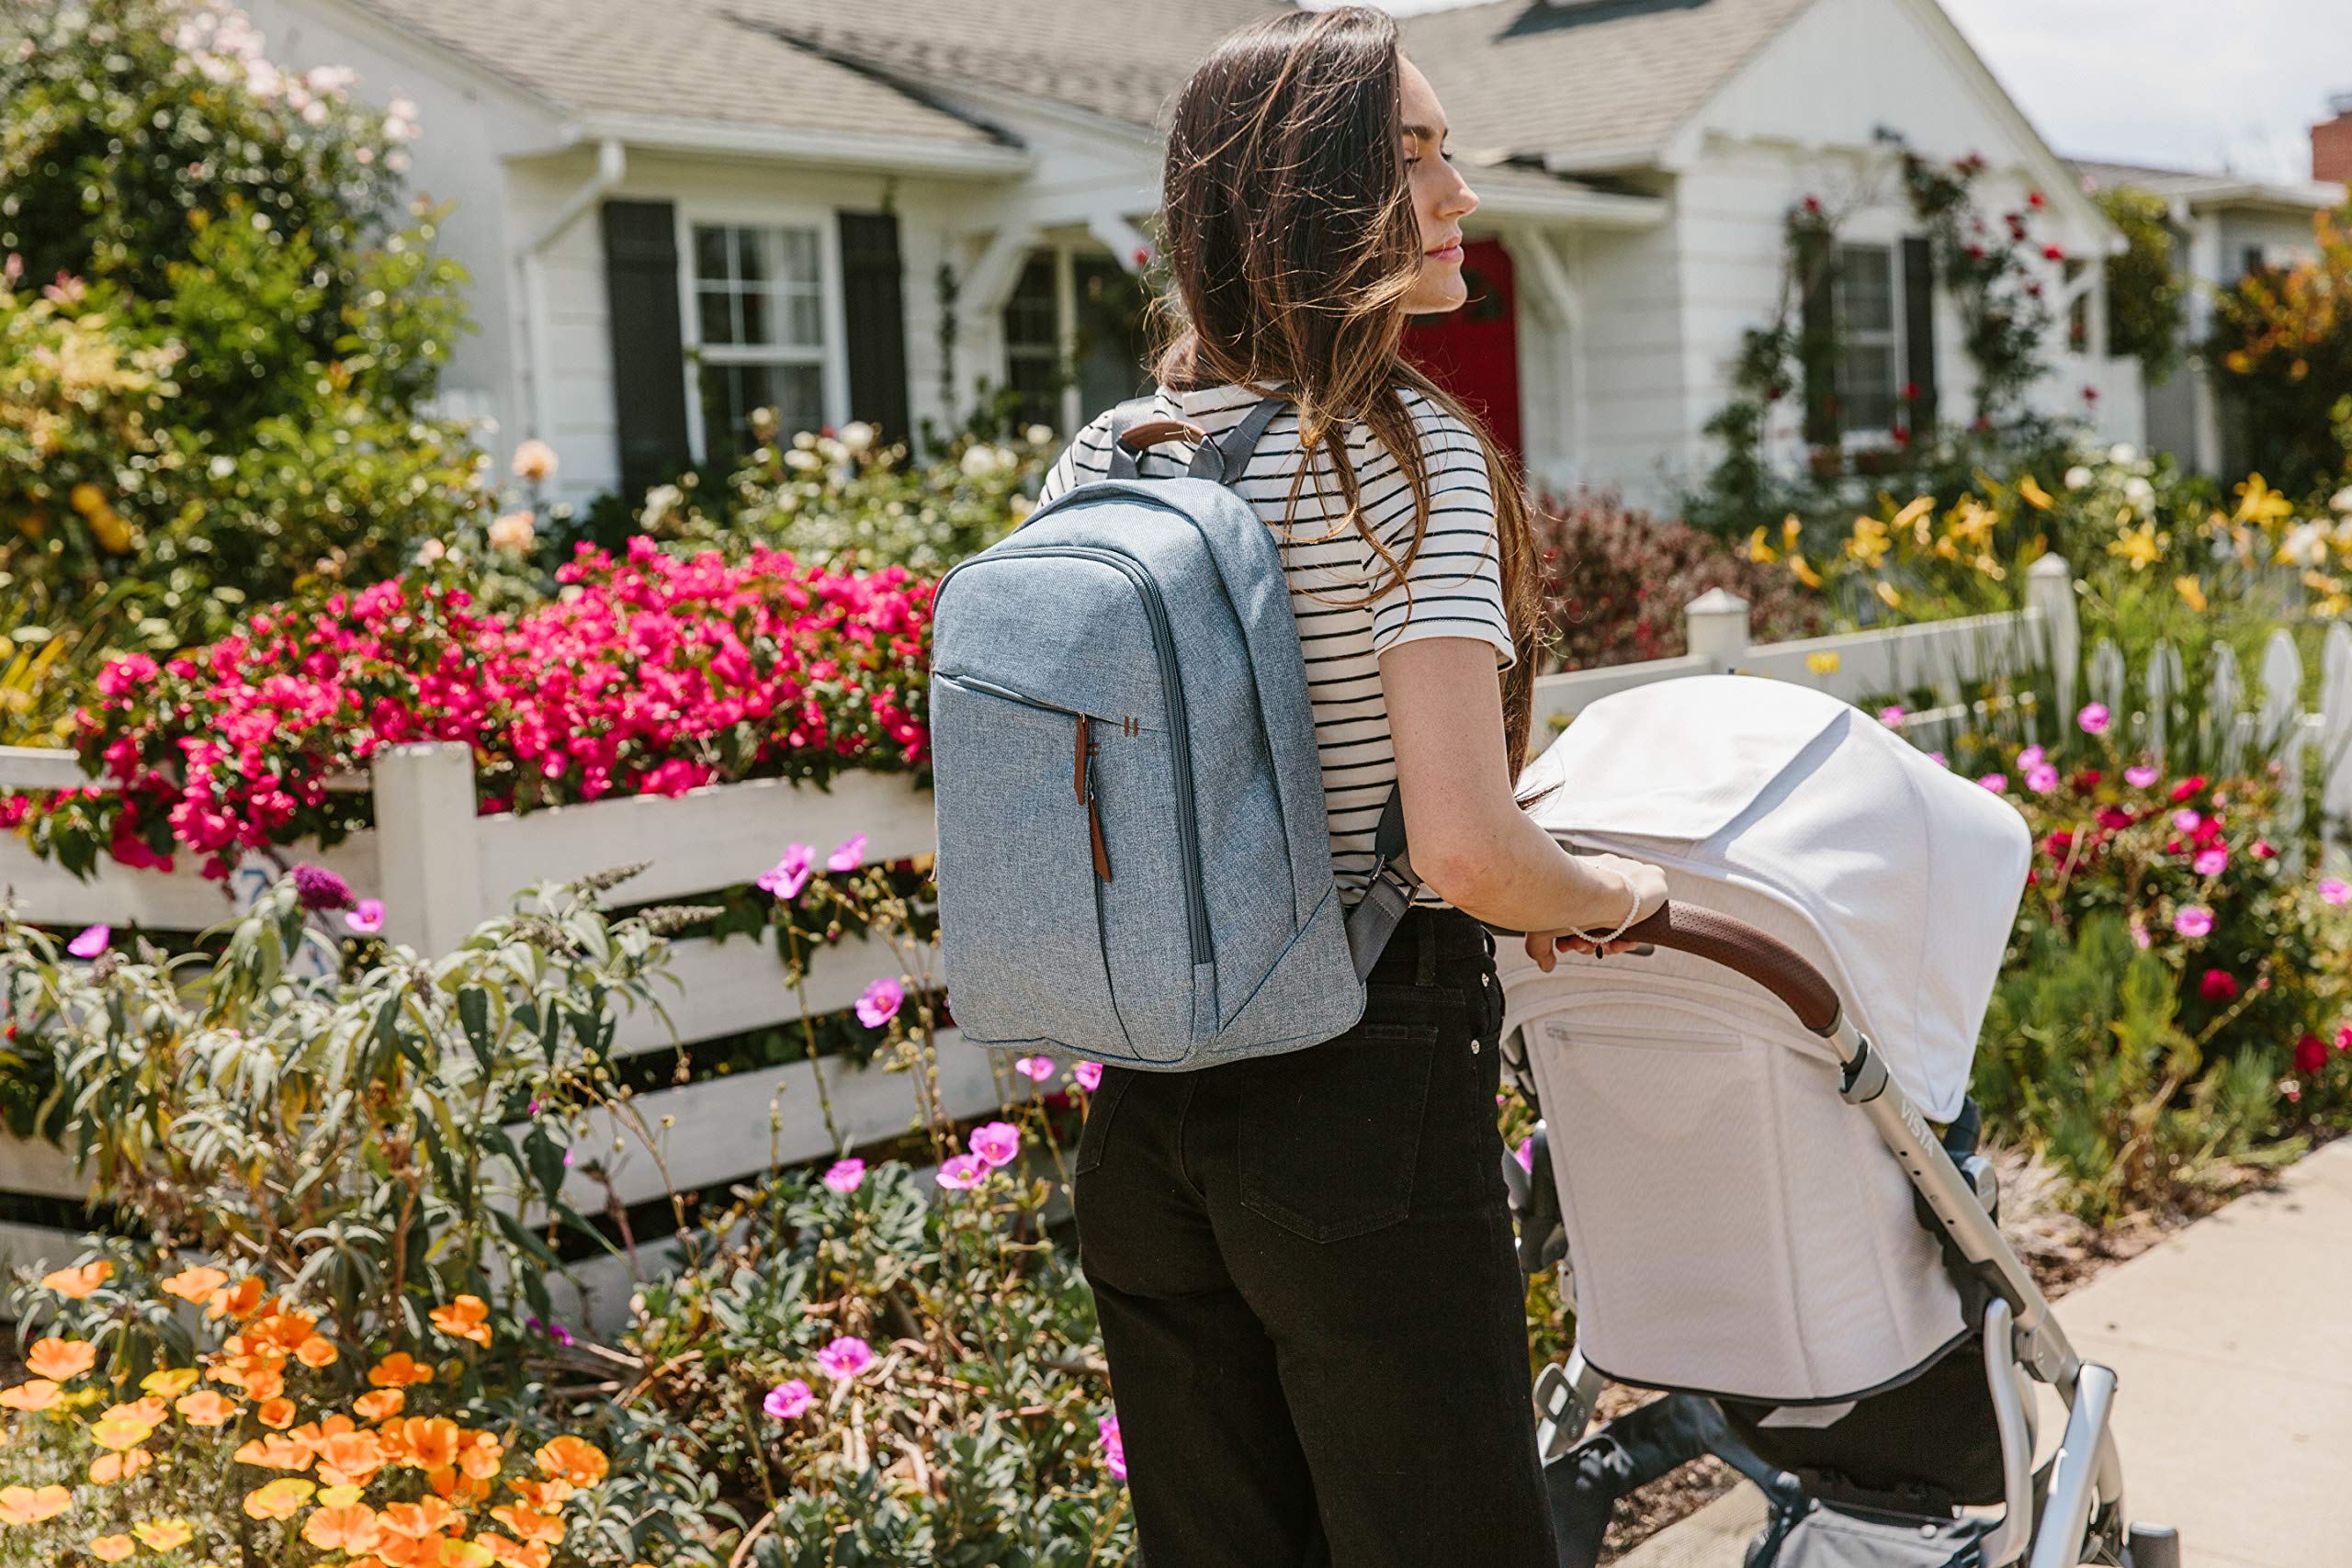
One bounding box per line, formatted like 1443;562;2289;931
956;542;1210;967
935;671;1115;885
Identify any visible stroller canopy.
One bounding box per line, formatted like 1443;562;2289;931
1516;674;2030;1121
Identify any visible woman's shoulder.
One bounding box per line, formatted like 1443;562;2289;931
1342;385;1482;463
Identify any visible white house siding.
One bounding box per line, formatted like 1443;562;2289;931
1571;220;1692;512
239;0;559;468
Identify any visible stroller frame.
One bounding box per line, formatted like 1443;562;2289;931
1504;901;2172;1568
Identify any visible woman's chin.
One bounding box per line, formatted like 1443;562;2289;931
1404;282;1469;317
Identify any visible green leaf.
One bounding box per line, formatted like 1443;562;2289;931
457;985;493;1072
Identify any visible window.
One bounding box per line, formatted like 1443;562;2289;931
1003;255;1062;434
1001;249;1153;437
1832;243;1902;437
689;221;827;463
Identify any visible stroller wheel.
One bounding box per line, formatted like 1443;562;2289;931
2125;1524;2181;1568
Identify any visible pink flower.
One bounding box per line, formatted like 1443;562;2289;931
66;924;109;959
2025;764;2059;794
1098;1414;1126;1482
2131;922;2153;949
1013;1055;1054;1082
2322;879;2352;908
345;898;385;934
2193;846;2227;876
821;1157;865;1194
763;1379;813;1419
826;832;867;872
935;1155;984;1190
2017;745;2045;771
2199;969;2239;1003
2076;703;2110;736
293;864;356;910
758;843;816;900
1977;773;2007;793
1513;1137;1533;1174
1877;705;1905;728
968;1121;1021;1168
2173;905;2213;939
1072;1060;1103;1092
1928;751;1947;766
2125;765;2159;789
815;1336;874;1381
2335;1025;2352;1053
2173;809;2201;832
856;976;903;1028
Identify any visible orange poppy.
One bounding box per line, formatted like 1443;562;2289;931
427;1296;492;1347
0;1379;62;1412
394;1416;460;1472
139;1368;198;1399
318;1429;389;1488
88;1535;135;1562
160;1265;230;1303
26;1337;96;1382
503;1477;571;1513
488;1506;563;1547
534;1435;608;1488
131;1519;193;1551
248;1309;318;1350
254;1396;296;1429
243;1477;315;1521
289;1413;358;1456
40;1260;111;1299
296;1335;340;1369
459;1439;504;1482
206;1277;266;1320
474;1533;551;1568
379;1496;463;1540
0;1483;73;1524
233;1433;313;1471
99;1397;165;1427
368;1352;435;1388
175;1388;240;1427
303;1503;384;1555
88;1415;155;1453
354;1389;406;1423
89;1448;154;1485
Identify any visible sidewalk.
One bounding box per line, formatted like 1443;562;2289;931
1618;1137;2352;1567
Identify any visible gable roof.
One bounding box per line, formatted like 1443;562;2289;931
1396;0;1820;174
2068;157;2343;217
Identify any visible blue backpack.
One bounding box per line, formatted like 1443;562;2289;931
928;395;1420;1071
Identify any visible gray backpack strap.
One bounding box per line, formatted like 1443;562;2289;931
1103;394;1159;480
1186;394;1287;483
1343;782;1418;981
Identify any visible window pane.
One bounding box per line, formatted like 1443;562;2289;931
735;227;772;284
694;225;729;285
1003;254;1058;354
775;228;820;289
698;288;733;347
700;362;826;465
740;285;772;346
785;288;822;347
1837;344;1897;433
1836;245;1894;334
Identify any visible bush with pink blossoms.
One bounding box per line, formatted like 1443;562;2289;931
11;539;933;880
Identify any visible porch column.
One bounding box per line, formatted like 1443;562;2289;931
1499;226;1587;485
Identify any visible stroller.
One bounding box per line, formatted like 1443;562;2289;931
1487;675;2180;1568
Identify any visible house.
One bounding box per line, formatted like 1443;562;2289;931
2069;156;2346;478
239;0;2143;514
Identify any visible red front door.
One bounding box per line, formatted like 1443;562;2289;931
1402;238;1523;468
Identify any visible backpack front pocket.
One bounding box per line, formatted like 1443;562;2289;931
931;672;1138;1059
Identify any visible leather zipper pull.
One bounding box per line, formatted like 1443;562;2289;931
1073;714;1089;800
1088;791;1113;882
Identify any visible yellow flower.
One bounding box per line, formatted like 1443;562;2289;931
1844;515;1891;570
2234;473;2295;526
68;482;107;518
1804;650;1841;676
316;1485;365;1509
1945;499;1996;548
1781;513;1802;551
40;1260;111;1299
1788;554;1824;590
1744;525;1778;564
1874;581;1903;609
89;1415;155;1452
2108;522;2164;571
90;1536;135;1562
1892;493;1935;543
241;1478;315;1521
2017;475;2053;511
139;1369;198;1399
131;1519;194;1551
89;508;133;555
2175;575;2209;612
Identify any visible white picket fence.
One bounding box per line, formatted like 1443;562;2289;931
2;550;2346;1328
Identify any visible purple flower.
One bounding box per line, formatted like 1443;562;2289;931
2193;846;2228;876
526;1315;574;1348
816;1336;874;1381
969;1121;1021;1168
757;843;816;900
1098;1414;1126;1482
1976;773;2007;794
1012;1055;1054;1082
763;1379;813;1419
2025;764;2059;794
2173;905;2213;939
292;864;356;911
2017;744;2045;771
856;976;903;1028
1928;751;1948;767
2174;808;2201;832
826;832;867;872
2076;703;2111;736
1072;1061;1103;1093
822;1156;865;1194
345;898;385;935
66;923;109;960
935;1155;984;1190
1877;705;1905;728
2125;764;2160;789
2323;878;2352;908
1513;1137;1533;1174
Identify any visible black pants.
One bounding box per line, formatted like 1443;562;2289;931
1074;905;1557;1568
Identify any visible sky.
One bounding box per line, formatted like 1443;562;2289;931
1341;0;2352;183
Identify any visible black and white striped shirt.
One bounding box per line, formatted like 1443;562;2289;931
1039;382;1516;911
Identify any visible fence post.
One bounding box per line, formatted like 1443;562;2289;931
1682;588;1751;671
2024;554;2079;724
372;742;481;957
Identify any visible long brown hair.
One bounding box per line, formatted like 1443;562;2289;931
1153;5;1548;778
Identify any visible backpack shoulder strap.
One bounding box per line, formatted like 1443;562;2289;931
1103;394;1159;480
1186;394;1286;484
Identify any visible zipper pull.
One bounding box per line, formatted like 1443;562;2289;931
1088;789;1113;882
1073;714;1089;800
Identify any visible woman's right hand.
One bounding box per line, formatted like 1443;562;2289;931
1522;853;1668;973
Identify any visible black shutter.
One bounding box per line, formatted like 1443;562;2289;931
1796;228;1839;448
839;210;911;445
1902;235;1939;437
599;199;692;502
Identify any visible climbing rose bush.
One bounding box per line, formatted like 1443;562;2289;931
12;539;933;879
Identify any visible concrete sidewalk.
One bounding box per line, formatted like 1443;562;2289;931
1618;1137;2352;1567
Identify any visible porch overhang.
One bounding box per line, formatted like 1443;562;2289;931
1462;164;1668;229
560;112;1035;177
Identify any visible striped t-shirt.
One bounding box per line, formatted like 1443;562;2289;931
1038;382;1517;912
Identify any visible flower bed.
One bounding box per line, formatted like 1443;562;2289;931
14;540;932;881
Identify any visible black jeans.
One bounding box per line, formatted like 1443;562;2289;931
1074;905;1556;1568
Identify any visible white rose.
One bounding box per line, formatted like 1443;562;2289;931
959;445;999;478
2332;487;2352;514
208;455;237;479
2123;477;2156;510
2108;443;2139;466
640;483;683;527
784;448;822;472
300;99;328;126
509;437;558;483
389;96;418;122
486;510;536;555
2064;466;2092;491
414;538;447;566
1024;423;1055;446
2284;521;2331;568
839;421;875;454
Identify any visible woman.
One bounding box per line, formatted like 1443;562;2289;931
1040;9;1668;1565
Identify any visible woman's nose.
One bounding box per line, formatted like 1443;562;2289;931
1442;167;1479;221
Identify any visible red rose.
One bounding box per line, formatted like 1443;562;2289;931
2199;970;2240;1003
2295;1033;2328;1077
2170;775;2207;802
2096;806;2134;831
2253;840;2276;860
2072;769;2102;794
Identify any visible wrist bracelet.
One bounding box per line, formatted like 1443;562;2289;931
1570;871;1641;950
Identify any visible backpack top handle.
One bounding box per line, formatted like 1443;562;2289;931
1104;394;1287;485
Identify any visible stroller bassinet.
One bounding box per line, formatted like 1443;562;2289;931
1488;675;2178;1568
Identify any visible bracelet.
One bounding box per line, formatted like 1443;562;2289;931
1569;871;1642;951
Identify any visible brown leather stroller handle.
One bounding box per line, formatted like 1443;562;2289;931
1621;900;1844;1037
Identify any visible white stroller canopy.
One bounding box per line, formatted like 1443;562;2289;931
1516;674;2030;1121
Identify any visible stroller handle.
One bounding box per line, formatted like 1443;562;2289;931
1622;900;1842;1037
